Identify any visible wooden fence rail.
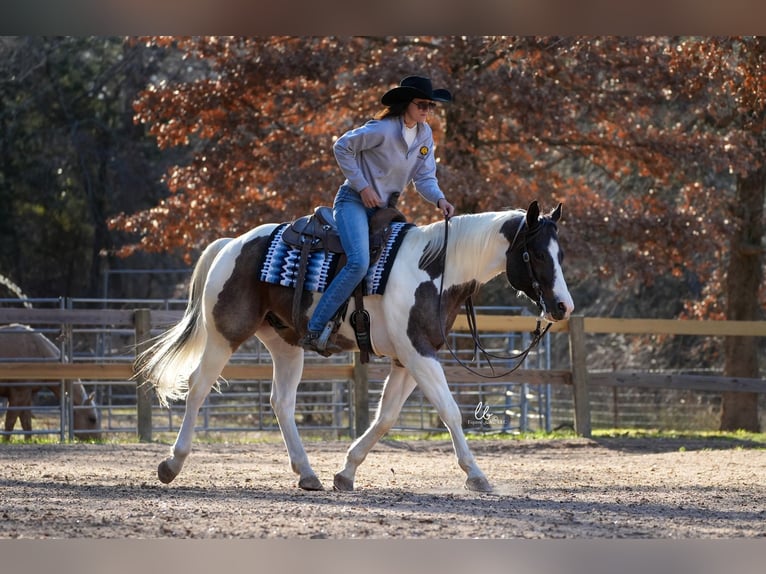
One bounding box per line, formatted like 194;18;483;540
1;308;765;439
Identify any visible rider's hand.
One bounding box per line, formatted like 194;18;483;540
437;198;455;219
359;187;385;209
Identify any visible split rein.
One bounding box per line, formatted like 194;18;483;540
437;213;552;379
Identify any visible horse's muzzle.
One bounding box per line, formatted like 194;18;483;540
544;300;574;322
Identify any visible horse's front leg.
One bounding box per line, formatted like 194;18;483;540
3;408;19;442
157;338;232;484
334;362;416;491
260;328;323;490
407;356;492;492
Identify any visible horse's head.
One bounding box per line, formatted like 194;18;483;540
70;382;101;441
503;201;574;322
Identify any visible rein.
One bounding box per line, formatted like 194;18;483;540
437;213;552;379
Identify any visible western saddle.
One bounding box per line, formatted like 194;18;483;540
281;204;406;360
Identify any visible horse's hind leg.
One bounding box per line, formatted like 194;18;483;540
258;326;322;490
3;403;33;441
19;408;33;441
334;363;416;491
157;334;234;484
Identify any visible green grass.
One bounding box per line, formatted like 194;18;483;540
0;436;60;445
383;427;766;445
4;427;765;447
590;428;766;444
385;428;579;442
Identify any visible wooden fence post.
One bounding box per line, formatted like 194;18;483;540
352;352;369;438
133;309;153;442
568;315;592;437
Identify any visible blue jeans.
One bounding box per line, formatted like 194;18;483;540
307;185;377;333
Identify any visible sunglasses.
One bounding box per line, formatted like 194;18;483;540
412;101;438;111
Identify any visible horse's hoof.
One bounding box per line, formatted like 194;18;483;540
465;476;493;493
332;473;354;492
157;460;178;484
298;475;324;491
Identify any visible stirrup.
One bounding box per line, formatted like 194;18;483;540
315;321;335;349
300;323;342;356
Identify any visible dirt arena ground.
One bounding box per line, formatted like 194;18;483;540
1;436;765;539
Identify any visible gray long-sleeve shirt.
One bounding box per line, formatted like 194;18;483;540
332;116;446;207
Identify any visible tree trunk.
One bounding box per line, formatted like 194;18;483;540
720;165;765;431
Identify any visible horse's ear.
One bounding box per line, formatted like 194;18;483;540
551;203;563;222
526;201;540;228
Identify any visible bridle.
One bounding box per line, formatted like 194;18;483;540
437;213;553;379
508;214;549;317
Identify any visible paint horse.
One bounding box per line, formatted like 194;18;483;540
0;324;101;441
137;201;574;492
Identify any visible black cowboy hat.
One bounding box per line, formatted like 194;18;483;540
381;75;452;106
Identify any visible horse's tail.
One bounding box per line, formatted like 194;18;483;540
135;237;233;407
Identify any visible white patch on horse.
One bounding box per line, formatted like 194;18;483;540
547;238;575;318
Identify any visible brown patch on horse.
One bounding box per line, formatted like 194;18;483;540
418;241;446;280
499;217;522;247
264;286;356;351
215;248;356;353
406;279;479;358
212;235;272;349
264;285;314;346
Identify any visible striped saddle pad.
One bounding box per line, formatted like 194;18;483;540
258;221;412;295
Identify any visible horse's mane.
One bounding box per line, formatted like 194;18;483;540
412;209;526;278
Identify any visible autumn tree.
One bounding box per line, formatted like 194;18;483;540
112;36;764;430
486;36;765;430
